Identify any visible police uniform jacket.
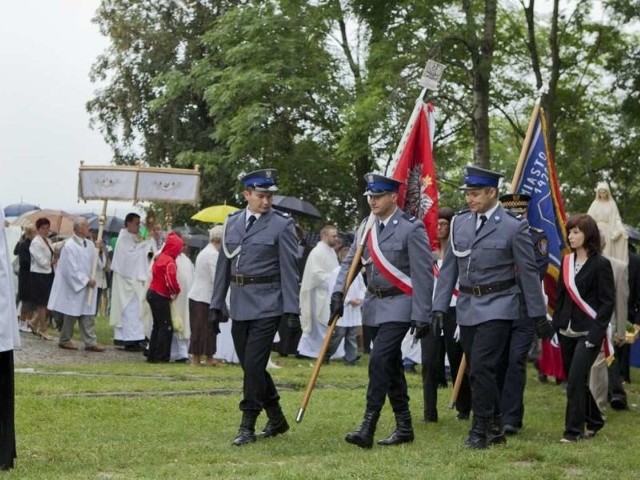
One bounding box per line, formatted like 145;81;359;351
433;205;546;326
333;208;434;327
210;208;300;321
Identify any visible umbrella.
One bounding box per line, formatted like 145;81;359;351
79;214;125;234
12;209;76;236
173;225;209;237
272;195;322;219
191;204;240;224
4;203;40;218
187;234;209;249
625;224;640;242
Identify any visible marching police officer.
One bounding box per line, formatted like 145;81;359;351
210;169;300;446
331;173;434;448
432;166;547;449
496;193;550;435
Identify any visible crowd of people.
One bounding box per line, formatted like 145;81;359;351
2;166;640;464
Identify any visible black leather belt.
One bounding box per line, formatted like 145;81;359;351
459;279;516;296
231;274;280;286
367;286;404;299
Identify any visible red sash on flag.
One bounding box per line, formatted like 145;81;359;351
366;225;412;295
562;255;613;361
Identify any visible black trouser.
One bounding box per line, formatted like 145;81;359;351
0;350;16;470
146;290;173;363
614;343;631;383
232;316;281;413
459;320;511;418
421;330;442;420
442;307;471;416
497;312;535;427
366;322;410;412
559;334;604;438
363;325;378;354
608;357;627;405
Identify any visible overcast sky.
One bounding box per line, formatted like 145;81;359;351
0;0;139;217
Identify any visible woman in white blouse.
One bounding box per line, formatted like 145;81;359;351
29;218;58;340
187;225;224;366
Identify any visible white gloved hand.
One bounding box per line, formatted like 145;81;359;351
453;325;460;343
551;333;559;348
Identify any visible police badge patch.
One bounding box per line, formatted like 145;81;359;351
537;238;548;256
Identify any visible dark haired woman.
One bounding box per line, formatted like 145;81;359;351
552;214;614;443
29;218;58;340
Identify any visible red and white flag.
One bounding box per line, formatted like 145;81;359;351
391;103;439;251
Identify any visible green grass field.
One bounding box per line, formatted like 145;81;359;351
9;319;640;479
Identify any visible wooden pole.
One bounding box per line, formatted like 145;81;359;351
448;354;467;409
296;214;375;423
510;99;541;192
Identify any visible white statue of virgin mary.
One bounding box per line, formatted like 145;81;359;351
587;182;628;262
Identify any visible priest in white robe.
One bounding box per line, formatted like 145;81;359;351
0;205;20;470
48;217;105;352
109;213;153;351
297;225;343;359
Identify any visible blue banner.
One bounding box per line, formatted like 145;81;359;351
514;115;567;272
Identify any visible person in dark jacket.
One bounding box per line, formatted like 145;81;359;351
14;226;36;331
146;232;183;363
552;214;615;443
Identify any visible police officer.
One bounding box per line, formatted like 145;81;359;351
209;169;300;446
432;166;547;449
496;193;550;435
331;173;434;448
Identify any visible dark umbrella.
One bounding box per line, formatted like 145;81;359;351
625;224;640;242
188;234;209;249
80;214;125;234
173;225;209;237
272;195;322;219
4;203;40;217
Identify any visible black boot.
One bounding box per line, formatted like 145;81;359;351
464;415;488;450
232;411;259;446
345;409;380;449
259;404;290;438
378;410;414;446
486;415;507;446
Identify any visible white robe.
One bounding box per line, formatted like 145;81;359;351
171;253;194;361
0;207;20;353
47;235;101;316
298;242;343;359
109;229;152;342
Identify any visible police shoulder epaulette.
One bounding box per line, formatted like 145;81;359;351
505;210;522;220
455;208;470;216
402;213;416;222
228;209;243;217
529;226;544;233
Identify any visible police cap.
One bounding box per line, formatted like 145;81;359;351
240;169;279;192
499;193;531;209
459;165;504;190
363;173;403;196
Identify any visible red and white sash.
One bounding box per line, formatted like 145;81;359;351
366;223;412;295
562;254;613;361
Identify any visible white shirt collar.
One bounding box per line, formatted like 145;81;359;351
478;202;499;223
245;209;262;222
378;207;398;227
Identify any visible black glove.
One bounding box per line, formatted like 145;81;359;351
208;308;222;325
534;316;553;340
329;292;344;322
410;321;430;340
431;311;445;337
283;313;301;331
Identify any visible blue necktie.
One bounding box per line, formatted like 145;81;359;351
246;215;257;232
476;214;487;234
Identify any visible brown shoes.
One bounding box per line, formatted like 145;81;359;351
59;341;78;350
85;345;105;353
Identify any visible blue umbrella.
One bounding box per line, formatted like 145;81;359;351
4;203;40;217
